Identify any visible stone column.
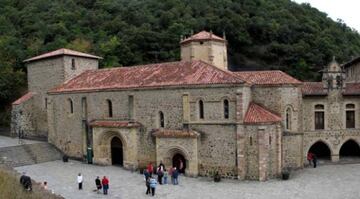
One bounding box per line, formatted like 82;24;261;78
236;92;243;121
182;93;190;124
258;128;269;181
236;125;246;180
331;154;340;162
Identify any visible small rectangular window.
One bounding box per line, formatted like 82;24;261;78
45;98;48;109
315;112;324;130
346;110;355;128
71;59;76;70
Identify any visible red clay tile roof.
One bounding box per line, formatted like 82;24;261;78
89;120;142;128
301;82;327;96
152;129;199;138
180;31;225;44
24;48;102;62
244;102;282;124
234;70;301;85
12;92;35;105
49;60;244;93
343;83;360;95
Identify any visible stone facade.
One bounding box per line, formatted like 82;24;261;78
11;31;360;181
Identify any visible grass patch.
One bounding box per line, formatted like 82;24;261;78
0;166;63;199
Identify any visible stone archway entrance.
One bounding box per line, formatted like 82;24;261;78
340;140;360;159
308;141;331;160
111;137;123;166
172;153;186;174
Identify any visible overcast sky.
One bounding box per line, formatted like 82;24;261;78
292;0;359;32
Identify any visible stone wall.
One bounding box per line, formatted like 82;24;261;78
11;98;36;138
48;86;247;168
191;124;237;178
345;62;360;83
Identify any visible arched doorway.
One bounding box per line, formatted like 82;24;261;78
308;141;331;160
111;137;123;166
172;153;186;174
340;140;360;158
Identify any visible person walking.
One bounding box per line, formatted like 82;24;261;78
77;173;83;190
163;169;168;184
307;152;313;167
144;169;150;181
313;154;318;168
149;177;157;196
102;176;109;195
145;177;151;195
95;176;102;194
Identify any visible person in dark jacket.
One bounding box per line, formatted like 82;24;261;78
172;167;179;185
313;154;318;168
95;176;102;194
20;172;32;191
157;166;164;185
145;177;151;195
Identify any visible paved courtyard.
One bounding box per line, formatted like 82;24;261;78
15;160;360;199
0;135;40;147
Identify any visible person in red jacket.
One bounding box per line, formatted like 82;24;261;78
102;176;109;195
307;152;313;167
147;163;154;177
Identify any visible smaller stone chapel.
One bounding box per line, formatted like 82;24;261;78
11;31;360;181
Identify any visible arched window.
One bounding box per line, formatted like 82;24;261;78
107;99;113;117
346;103;355;128
81;97;87;118
199;100;204;119
285;107;291;130
314;104;324;130
223;99;229;119
159;111;164;128
250;136;253;146
68;99;73;114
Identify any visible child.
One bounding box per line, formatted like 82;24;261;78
77;173;83;190
163;169;168;184
149;177;157;196
102;176;109;195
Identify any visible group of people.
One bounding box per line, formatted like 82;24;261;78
143;161;181;196
307;152;318;168
77;173;110;195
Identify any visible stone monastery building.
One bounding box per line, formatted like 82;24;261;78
11;31;360;181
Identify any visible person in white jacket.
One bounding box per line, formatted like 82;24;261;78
77;173;83;190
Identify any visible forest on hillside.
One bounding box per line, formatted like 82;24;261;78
1;0;360;125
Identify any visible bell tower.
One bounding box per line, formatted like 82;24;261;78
322;56;346;90
180;31;228;70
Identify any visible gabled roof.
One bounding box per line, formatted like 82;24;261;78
343;56;360;68
233;70;301;85
244;102;282;124
24;48;102;63
343;83;360;95
89;120;142;128
302;82;328;96
49;60;244;94
180;31;225;44
152;129;199;138
12;92;35;105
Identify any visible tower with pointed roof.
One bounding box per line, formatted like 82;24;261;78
180;31;228;70
322;56;346;90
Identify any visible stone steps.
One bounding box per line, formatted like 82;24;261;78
0;142;62;167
